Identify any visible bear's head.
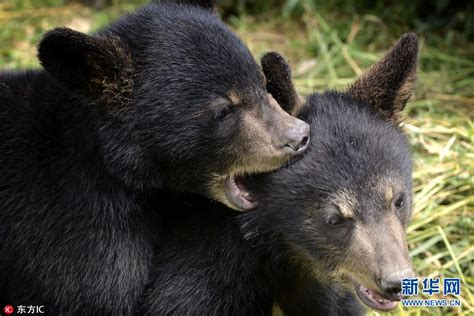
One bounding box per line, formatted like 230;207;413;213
37;0;309;210
243;33;418;311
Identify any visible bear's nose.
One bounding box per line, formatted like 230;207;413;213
284;120;310;153
379;269;416;301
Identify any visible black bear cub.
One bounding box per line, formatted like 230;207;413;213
141;34;419;315
0;0;309;314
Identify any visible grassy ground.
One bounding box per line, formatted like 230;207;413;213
0;1;472;315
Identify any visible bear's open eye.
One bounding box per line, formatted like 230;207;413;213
215;103;234;121
393;193;405;211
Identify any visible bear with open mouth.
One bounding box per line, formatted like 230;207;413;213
0;0;310;314
140;33;419;315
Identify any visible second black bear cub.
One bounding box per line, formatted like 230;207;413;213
141;33;419;315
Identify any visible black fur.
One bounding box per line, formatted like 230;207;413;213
0;1;297;314
347;33;418;124
140;91;412;315
140;34;418;315
139;190;367;316
261;52;302;114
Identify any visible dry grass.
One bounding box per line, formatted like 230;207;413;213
235;6;473;314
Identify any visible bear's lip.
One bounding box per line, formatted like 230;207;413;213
354;283;399;311
223;175;257;211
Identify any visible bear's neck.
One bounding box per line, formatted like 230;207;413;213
228;213;332;311
193;208;318;312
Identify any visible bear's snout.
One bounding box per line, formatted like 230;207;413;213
283;119;310;153
378;268;416;300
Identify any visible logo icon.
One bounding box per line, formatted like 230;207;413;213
4;305;15;315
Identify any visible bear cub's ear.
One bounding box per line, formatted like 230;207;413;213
38;27;134;105
261;52;303;116
347;33;419;125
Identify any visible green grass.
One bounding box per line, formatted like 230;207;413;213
0;1;472;314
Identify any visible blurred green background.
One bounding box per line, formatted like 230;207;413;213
0;0;472;315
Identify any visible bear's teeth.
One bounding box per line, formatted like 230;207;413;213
242;192;250;198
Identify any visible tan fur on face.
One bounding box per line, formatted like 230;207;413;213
235;94;294;166
206;95;297;210
337;212;411;292
227;90;241;106
334;175;412;289
383;186;394;204
338;223;379;290
373;174;405;205
329;189;356;218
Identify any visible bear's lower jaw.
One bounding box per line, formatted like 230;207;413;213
354;283;398;311
223;175;257;211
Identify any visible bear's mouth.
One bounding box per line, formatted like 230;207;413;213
223;175;257;211
354;283;399;311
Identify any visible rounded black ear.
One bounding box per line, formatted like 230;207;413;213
38;27;134;104
347;33;419;125
261;52;303;115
